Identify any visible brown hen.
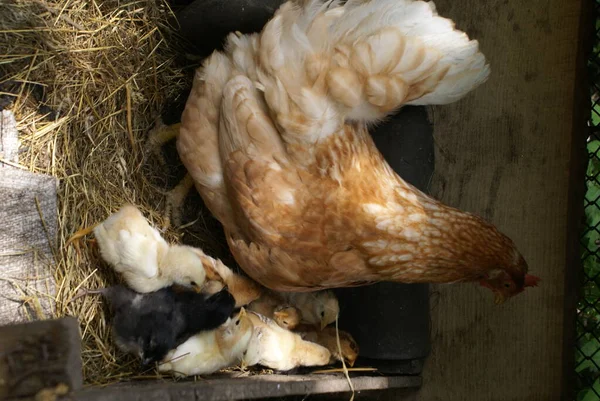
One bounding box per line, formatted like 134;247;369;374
175;0;539;303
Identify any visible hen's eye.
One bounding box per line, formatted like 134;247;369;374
504;283;511;288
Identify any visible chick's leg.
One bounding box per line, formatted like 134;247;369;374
68;288;103;304
65;223;99;259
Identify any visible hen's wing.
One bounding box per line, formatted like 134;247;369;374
177;53;236;228
257;0;489;140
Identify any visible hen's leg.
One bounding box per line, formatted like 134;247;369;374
163;173;194;229
145;120;193;228
146;120;181;165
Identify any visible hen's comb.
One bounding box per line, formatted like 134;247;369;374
524;274;541;287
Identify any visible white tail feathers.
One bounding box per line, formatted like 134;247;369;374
259;0;490;124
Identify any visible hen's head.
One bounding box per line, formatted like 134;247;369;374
478;252;540;304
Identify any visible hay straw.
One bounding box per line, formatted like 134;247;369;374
0;0;194;384
0;0;363;387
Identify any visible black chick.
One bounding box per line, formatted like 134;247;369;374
73;285;236;366
175;287;237;343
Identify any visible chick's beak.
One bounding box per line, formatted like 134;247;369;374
347;358;356;368
320;319;329;331
141;356;153;368
239;307;247;318
494;292;507;305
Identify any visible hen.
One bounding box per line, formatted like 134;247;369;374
175;0;540;303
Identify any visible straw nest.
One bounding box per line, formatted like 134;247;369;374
0;0;227;384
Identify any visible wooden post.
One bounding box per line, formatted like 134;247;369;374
0;317;82;399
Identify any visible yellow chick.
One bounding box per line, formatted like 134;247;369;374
158;308;253;377
299;327;359;368
273;305;301;331
89;204;207;293
204;258;263;307
201;279;225;295
241;312;331;372
279;291;339;330
248;291;302;330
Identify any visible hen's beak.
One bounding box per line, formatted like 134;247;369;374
494;292;507;305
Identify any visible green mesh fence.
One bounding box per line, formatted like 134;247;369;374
577;2;600;400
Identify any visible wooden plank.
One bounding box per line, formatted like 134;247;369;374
0;114;59;324
1;110;19;165
561;0;593;399
391;1;588;400
70;374;420;401
0;317;82;399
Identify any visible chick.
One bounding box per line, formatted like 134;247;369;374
248;291;302;330
273;305;302;331
204;258;263;307
159;308;253;377
299;327;359;367
201;279;226;295
73;285;235;366
74;204;208;293
279;291;339;330
241;312;331;372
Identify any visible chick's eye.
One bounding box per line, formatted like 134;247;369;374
320;311;325;317
236;319;240;326
283;321;288;325
190;281;197;287
504;283;512;288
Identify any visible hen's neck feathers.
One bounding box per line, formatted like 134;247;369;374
326;124;521;284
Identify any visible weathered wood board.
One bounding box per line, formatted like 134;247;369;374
0;110;59;325
0;317;82;399
69;374;420;401
381;0;588;400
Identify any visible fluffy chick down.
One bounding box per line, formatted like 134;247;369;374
159;308;253;377
92;204;207;293
279;291;339;330
248;291;302;330
80;285;235;366
242;312;331;372
298;327;359;367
